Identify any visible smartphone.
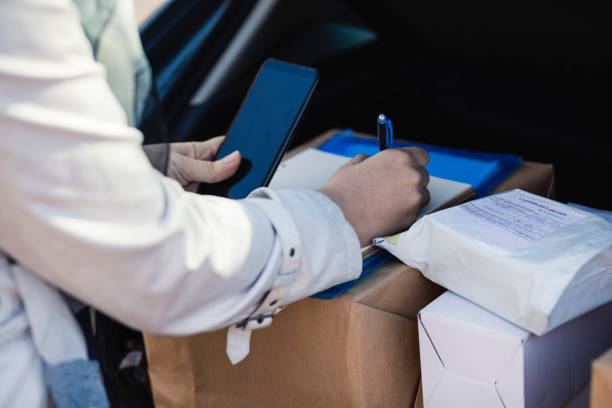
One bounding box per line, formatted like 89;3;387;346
199;59;319;199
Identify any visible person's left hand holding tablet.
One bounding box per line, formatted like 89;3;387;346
145;136;242;192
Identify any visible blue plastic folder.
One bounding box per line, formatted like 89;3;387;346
312;129;522;299
318;129;522;198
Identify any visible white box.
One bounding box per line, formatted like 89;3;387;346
418;292;612;408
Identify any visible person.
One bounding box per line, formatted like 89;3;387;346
0;0;430;407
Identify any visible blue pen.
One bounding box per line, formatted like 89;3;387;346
377;114;393;150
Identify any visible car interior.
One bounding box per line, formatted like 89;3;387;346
139;0;611;209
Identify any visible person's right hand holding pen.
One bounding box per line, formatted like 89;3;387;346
319;113;430;246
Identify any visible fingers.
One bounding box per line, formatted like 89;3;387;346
388;147;430;187
420;186;431;207
171;150;241;184
171;136;226;160
418;166;430;187
346;153;369;166
384;147;430;209
400;147;430;168
200;136;226;159
349;148;428;169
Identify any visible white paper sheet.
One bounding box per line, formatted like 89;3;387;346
269;148;349;190
431;190;587;252
269;148;472;220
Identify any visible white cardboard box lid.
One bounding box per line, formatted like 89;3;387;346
419;291;529;381
418;319;514;407
419;291;612;408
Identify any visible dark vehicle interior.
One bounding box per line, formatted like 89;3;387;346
140;0;611;209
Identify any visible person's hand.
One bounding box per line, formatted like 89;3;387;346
319;148;430;246
167;136;241;192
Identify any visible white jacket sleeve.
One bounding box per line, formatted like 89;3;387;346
0;0;361;335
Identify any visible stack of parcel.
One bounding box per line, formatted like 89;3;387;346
377;190;612;407
144;130;563;408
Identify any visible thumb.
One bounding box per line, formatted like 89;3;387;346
175;150;241;184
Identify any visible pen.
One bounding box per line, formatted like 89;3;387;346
377;114;393;150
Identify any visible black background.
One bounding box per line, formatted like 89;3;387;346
145;0;611;209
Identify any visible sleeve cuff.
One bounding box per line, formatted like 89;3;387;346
226;188;362;364
246;188;362;304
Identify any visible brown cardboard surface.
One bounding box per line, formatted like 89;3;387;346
591;348;612;408
491;161;556;198
349;259;445;318
145;264;431;408
144;129;555;408
414;381;424;408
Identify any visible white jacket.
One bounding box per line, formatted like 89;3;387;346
0;0;362;405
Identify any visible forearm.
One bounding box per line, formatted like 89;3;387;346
0;140;360;335
0;0;362;336
0;0;275;333
0;133;277;333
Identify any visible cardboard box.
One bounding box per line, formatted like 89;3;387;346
591;348;612;408
145;260;444;407
490;161;555;199
418;292;612;408
144;130;556;407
